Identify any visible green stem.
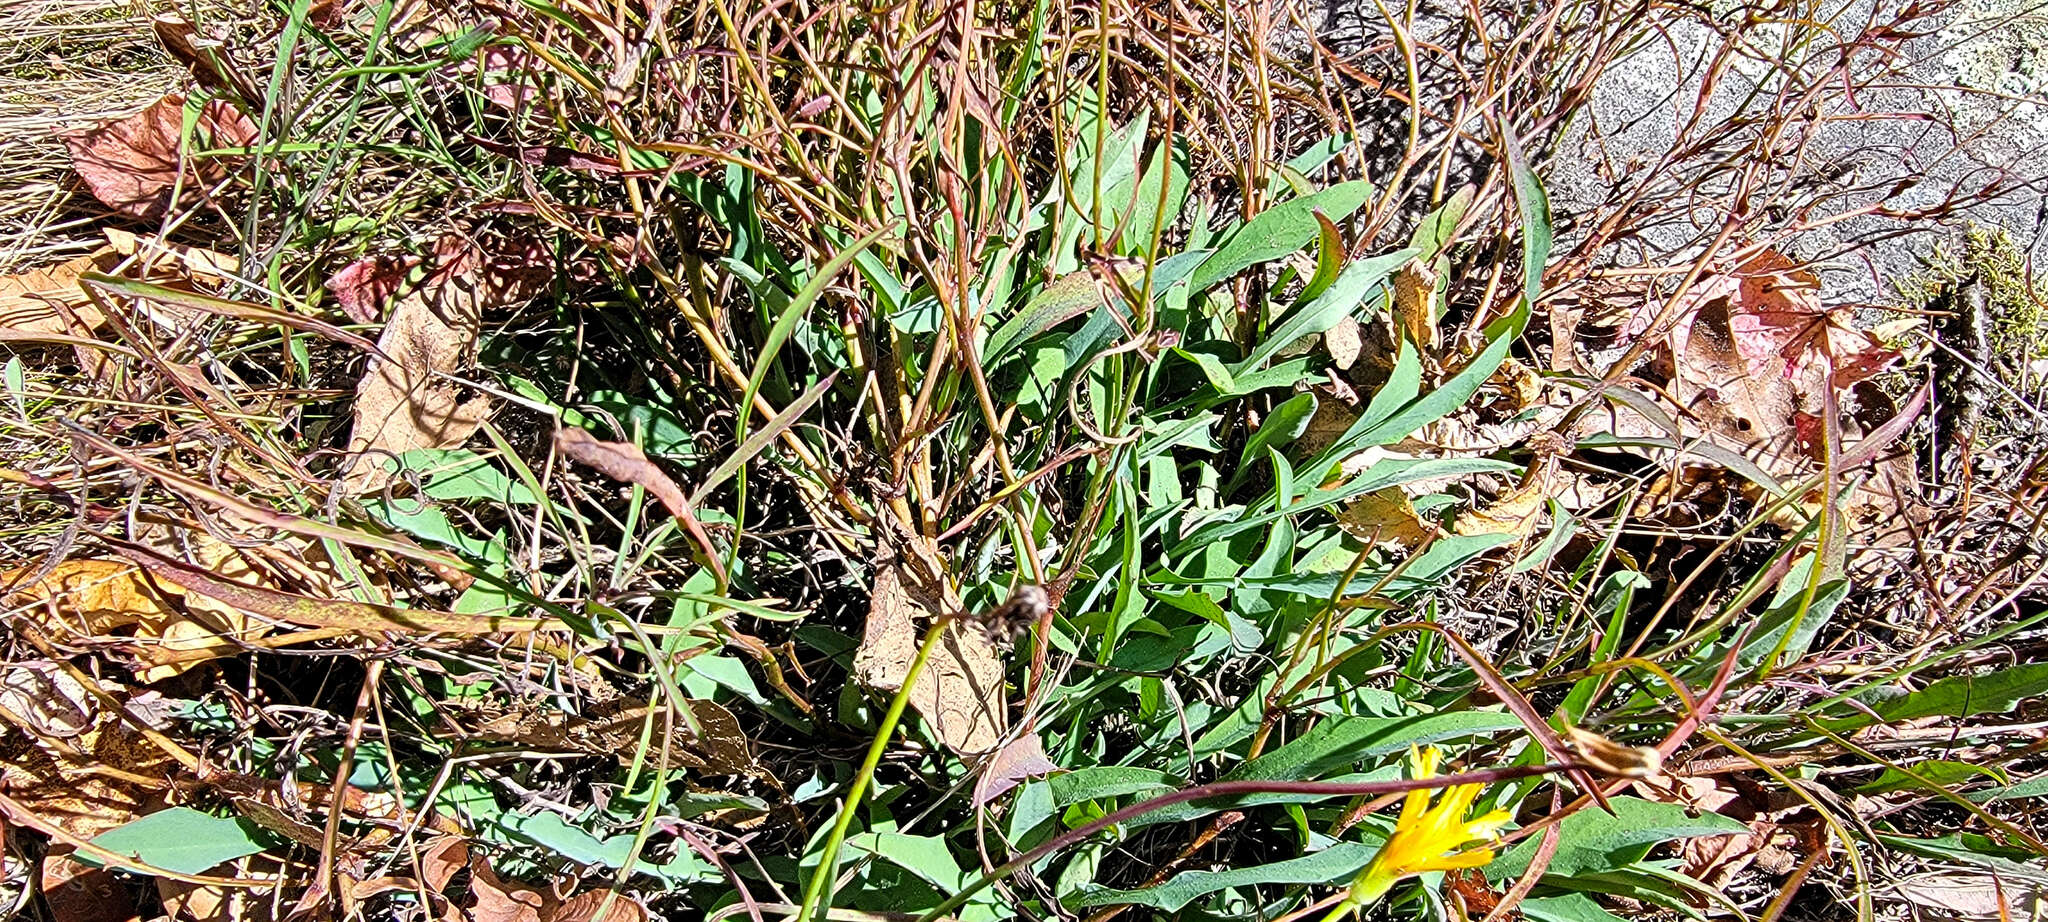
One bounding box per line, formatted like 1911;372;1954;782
794;617;952;922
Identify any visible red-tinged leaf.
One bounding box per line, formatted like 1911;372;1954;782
62;94;256;219
325;253;419;323
1721;250;1900;387
554;427;729;585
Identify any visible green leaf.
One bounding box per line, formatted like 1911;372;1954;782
846;833;1005;921
587;387;698;459
1489;796;1746;880
846;832;970;893
1968;773;2048;805
1121;140;1191;256
1229;391;1317;489
364;500;507;563
1171;457;1518;553
488;810;716;884
1520;893;1631;922
986;252;1207;364
1190;181;1375;293
1236;247;1414;373
1854;760;2007;795
1049;767;1179;805
1139;711;1524;826
1877;833;2048;881
1407;186;1474;261
87;807;268;875
1309;298;1529;467
1828;663;2048;731
1175;347;1238;395
1503;135;1551;305
1266;134;1352;197
385;449;538;505
1072;842;1377;910
1298;210;1344;302
739;220;897;443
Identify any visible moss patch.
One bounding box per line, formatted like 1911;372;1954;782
1897;223;2048;359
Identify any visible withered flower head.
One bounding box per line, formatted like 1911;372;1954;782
972;585;1049;648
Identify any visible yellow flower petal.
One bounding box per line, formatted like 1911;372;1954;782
1419;847;1496;872
1344;749;1514;907
1464;809;1512;840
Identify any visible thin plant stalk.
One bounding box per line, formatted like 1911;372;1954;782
794;615;954;922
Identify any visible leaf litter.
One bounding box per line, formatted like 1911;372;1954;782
3;4;2039;921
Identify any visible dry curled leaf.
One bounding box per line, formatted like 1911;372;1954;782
344;232;557;491
1636;774;1815;889
553;426;729;585
1323;316;1363;371
101;228;239;286
345;279;492;492
469;862;549;922
1454;452;1559;540
855;557;1007;755
0;253;114;337
1391;258;1439;352
1336;487;1438;550
553;427;693;521
62;94;256;219
1;702;173;845
0;661;95;739
1893;873;2048;920
550;890;648;922
4;532;356;681
157;854;282;922
42;854;138;922
972;732;1061;807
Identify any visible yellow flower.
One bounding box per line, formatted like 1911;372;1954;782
1331;747;1512;916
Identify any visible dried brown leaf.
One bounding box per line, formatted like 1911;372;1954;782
855;558;1007;755
1637;774;1811;888
158;855;282;922
344;286;490;492
553;427;693;521
683;698;754;775
550;891;647;922
1454;460;1556;540
1;534;364;680
1894;873;2048;920
0;661;95;739
470;863;549;922
420;835;470;893
1324;316;1363;371
42;853;138;922
1292;380;1362;467
109;537;544;635
2;717;168;843
0;253;112;336
1336;487;1437;549
1391;259;1439;351
342;232;563;491
4;558;188;653
62;94;256;219
971;732;1060;807
101;229;239;288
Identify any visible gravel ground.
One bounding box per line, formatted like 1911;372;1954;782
1542;0;2048;306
